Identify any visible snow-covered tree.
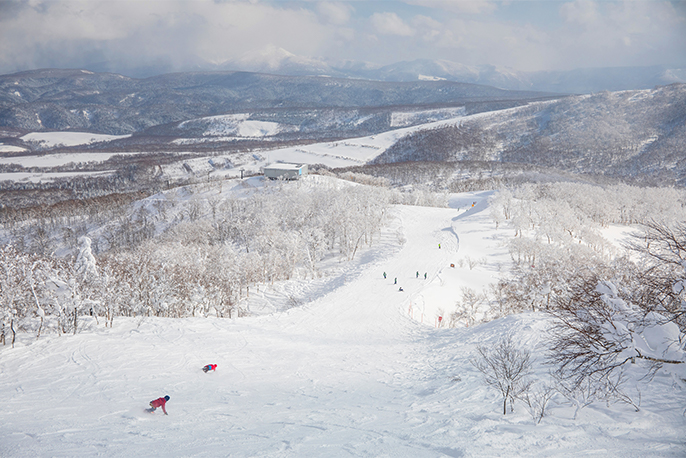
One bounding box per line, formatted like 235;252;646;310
547;276;685;410
74;236;98;283
546;220;686;407
0;246;31;346
472;335;533;415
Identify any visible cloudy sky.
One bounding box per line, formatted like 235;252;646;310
1;0;684;76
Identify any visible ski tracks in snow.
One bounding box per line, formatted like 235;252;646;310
217;204;470;455
3;194;683;456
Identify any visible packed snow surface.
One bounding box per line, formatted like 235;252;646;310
179;114;292;138
0;170;114;183
0;188;684;457
0;152;137;168
0;143;27;152
20;132;131;148
390;107;465;128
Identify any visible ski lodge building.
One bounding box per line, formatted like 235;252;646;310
263;163;308;180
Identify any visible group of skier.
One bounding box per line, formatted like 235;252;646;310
383;271;427;292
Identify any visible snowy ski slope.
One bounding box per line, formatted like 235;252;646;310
0;191;684;457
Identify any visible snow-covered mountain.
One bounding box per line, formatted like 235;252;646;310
221;44;333;76
215;47;686;93
360;60;531;89
0;68;553;135
376;84;686;186
163;106;469;144
2;82;684;210
77;46;686;93
358;60;686;94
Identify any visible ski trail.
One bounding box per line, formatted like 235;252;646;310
0;200;480;458
199;204;465;455
3;192;679;457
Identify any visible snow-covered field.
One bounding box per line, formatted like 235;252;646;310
1;190;684;457
162;114;470;181
179;113;297;138
164;102;562;181
0;112;464;183
0;143;27;153
20;132;131;148
0;170;115;183
0;152;137;168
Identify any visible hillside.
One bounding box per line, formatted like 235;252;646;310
375;84;686;186
1;82;684;215
0;69;555;135
1;182;684;456
105;47;686;94
348;60;686;94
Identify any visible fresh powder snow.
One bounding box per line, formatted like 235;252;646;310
1;187;684;457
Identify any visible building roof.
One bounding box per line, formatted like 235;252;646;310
264;163;305;171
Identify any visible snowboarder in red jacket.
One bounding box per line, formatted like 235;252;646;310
202;364;217;373
148;395;169;415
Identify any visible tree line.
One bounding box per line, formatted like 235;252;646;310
0;179;394;343
466;182;686;418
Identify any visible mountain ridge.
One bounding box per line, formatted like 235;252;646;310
374;84;686;186
0;69;558;135
82;46;686;94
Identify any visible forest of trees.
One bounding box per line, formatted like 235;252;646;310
446;182;686;321
1;176;449;341
461;182;686;413
371;85;686;187
337;160;633;195
3;176;685;339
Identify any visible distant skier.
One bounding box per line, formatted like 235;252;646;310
416;271;419;278
394;277;397;285
398;287;404;292
424;272;427;280
147;395;170;415
203;364;217;373
438;243;441;249
383;272;387;279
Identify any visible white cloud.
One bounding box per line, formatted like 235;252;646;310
0;0;684;75
560;0;600;26
335;26;356;42
411;14;445;43
0;0;333;73
552;0;686;69
370;12;415;37
404;0;497;15
427;18;554;71
412;14;442;30
316;1;353;25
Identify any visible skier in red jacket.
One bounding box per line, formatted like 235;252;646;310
202;364;217;373
148;395;169;415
